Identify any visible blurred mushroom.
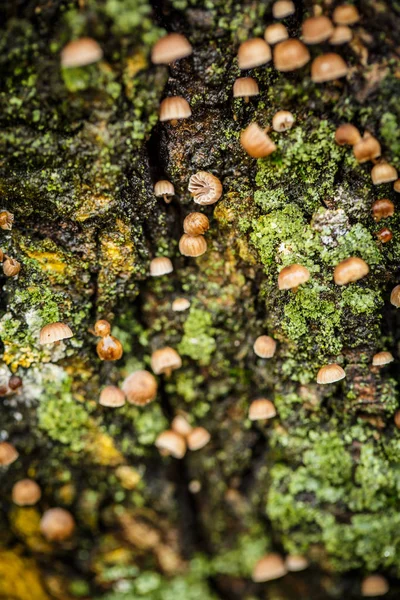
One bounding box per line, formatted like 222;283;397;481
237;38;271;69
390;285;400;307
274;39;310;71
253;335;276;358
252;553;287;582
353;134;381;163
61;38;103;68
311;53;348;82
3;257;21;277
155;430;186;458
333;257;369;285
329;25;353;45
0;211;14;230
122;370;158;406
278;264;310;290
372;351;394;367
187;427;211;451
151;33;192;64
151;347;182;376
272;110;295;132
371;162;398;185
40;508;75;542
335;123;361;145
302;16;334;44
150;257;173;276
240;123;276;158
285;555;309;571
99;386;126;408
249;399;277;421
0;442;19;466
264;23;288;45
333;5;360;25
372;199;394;222
272;0;295;19
361;574;389;597
12;479;41;506
172;297;191;312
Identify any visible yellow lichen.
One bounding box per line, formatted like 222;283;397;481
0;550;50;600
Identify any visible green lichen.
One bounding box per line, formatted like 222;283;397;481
178;308;216;366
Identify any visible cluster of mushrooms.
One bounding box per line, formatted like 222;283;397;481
0;211;21;277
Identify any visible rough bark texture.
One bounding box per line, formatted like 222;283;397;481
1;0;400;598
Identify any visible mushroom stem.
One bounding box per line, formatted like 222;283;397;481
88;327;96;336
170;119;178;127
292;286;299;293
163;194;172;204
164;367;172;378
245;96;249;103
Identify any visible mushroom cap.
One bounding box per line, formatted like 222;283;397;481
253;335;277;358
272;0;295;19
96;336;123;361
395;410;400;429
335;123;361;146
154;180;175;197
376;227;392;244
40;508;75;542
237;38;271;69
372;199;395;222
394;179;400;192
333;4;360;25
329;25;353;45
278;264;310;290
285;555;309;572
12;479;42;506
390;285;400;308
187;427;211;451
94;319;111;337
151;33;192;64
172;297;191;312
252;553;287;582
122;370;158;406
159;97;192;122
272;110;295;132
188;171;222;205
183;212;210;236
311;53;348;82
333;256;369;285
302;16;334;44
155;430;186;458
249;399;277;421
151;347;182;375
150;257;173;276
353;135;381;163
9;375;23;391
240;123;276;158
317;363;346;384
273;39;310;72
39;322;73;345
233;77;259;98
0;210;14;230
371;162;398;185
99;385;126;408
264;23;289;45
171;415;192;437
361;574;389;597
372;351;394;366
0;442;19;466
179;234;207;257
61;37;103;68
3;258;21;277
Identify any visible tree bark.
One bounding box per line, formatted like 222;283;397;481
1;0;400;598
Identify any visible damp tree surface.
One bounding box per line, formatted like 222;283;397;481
1;1;400;599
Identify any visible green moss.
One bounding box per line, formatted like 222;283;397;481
178;308;216;366
380;112;400;166
210;529;269;577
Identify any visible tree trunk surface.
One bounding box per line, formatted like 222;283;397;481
1;0;400;598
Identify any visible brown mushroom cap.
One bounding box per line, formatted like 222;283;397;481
371;162;398;185
335;123;361;146
333;256;369;285
285;555;309;572
179;234;207;257
395;410;400;429
249;399;277;421
122;370;158;406
159;97;192;122
151;33;192;64
40;508;75;542
333;5;360;26
183;212;210;236
272;110;295;132
272;0;295;19
361;574;389;597
99;385;126;408
3;257;21;277
9;375;23;391
394;179;400;193
188;172;222;205
39;322;73;345
154;180;175;199
151;347;182;375
61;37;103;68
187;427;211;451
237;38;271;69
311;53;348;82
240;123;276;158
273;39;310;71
372;199;395;222
376;227;392;244
302;16;334;44
171;415;192;437
372;351;394;366
317;363;346;384
12;479;42;506
233;77;259;99
172;297;191;312
252;553;288;582
155;430;186;458
264;23;289;45
253;335;277;358
94;319;111;337
96;335;123;361
353;134;381;163
278;264;310;290
329;25;353;45
150;257;173;276
0;210;14;230
390;285;400;308
0;442;19;466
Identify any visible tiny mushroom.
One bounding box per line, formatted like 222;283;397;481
272;0;295;19
188;172;222;205
253;335;277;358
335;123;361;146
0;442;19;466
395;410;400;429
151;347;182;376
155;430;186;458
233;77;259;102
61;37;103;68
329;25;353;45
302;16;334;44
237;38;271;69
390;285;400;308
353;134;381;163
371;199;394;222
12;479;42;506
371;162;398;185
151;33;192;64
376;227;392;243
3;257;21;277
311;53;348;82
40;508;75;542
394;179;400;192
9;375;22;391
172;297;191;312
240;123;276;158
171;415;192;437
183;212;210;236
317;363;346;384
179;233;207;257
272;110;295;132
333;4;360;26
187;427;211;451
264;23;288;45
94;319;111;337
278;264;310;291
159;97;192;125
122;370;158;406
285;555;309;572
372;351;394;367
150;257;173;276
39;322;73;345
252;553;287;582
96;335;123;361
0;210;14;230
273;39;310;71
154;180;175;203
333;257;369;285
361;574;389;597
99;386;126;408
249;398;277;421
